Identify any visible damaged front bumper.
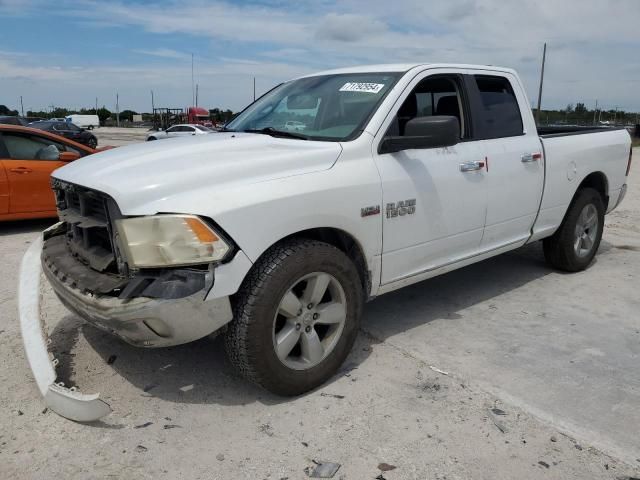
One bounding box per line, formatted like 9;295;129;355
19;233;236;422
18;236;112;422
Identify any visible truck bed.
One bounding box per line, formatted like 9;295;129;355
538;125;627;138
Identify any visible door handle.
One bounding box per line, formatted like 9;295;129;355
9;167;33;174
521;152;542;163
459;161;485;172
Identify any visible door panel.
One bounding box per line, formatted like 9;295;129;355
480;135;544;248
0;160;9;214
4;159;65;213
467;73;545;249
376;142;487;284
1;132;69;214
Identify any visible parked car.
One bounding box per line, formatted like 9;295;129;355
0;125;97;221
65;114;100;130
29;121;98;149
146;124;213;141
18;63;631;421
0;116;30;126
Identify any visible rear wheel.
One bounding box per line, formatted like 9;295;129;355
86;137;97;149
225;239;363;396
147;136;157;141
543;187;605;272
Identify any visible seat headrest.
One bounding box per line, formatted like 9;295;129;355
398;94;418;118
436;95;460;117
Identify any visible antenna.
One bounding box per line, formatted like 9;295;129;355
535;42;546;126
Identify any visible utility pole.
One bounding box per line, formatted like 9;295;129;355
191;53;195;106
95;97;98;113
151;90;155;112
535;42;547;126
253;77;256;102
20;96;24;116
116;93;120;127
196;84;199;107
593;100;598;125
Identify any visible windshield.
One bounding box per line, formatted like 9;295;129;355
226;72;402;141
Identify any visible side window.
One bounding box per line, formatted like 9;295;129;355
473;75;523;138
390;76;467;137
166;126;178;133
2;133;63;160
185;126;195;132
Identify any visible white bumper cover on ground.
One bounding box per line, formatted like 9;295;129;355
18;236;111;422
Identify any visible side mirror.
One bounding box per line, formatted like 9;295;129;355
379;116;460;154
59;151;81;161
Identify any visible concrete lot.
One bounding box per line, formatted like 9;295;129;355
94;126;150;147
0;146;638;479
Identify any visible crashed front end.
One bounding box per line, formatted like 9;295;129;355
18;180;236;421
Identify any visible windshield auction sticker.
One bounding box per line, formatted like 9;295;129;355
339;82;385;94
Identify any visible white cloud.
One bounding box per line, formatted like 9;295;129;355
1;0;639;112
133;48;192;60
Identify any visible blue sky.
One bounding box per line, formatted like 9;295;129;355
1;0;639;114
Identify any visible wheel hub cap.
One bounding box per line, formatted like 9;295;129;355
272;272;347;371
574;203;598;258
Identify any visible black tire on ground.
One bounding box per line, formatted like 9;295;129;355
224;239;364;396
543;187;605;272
147;137;157;141
87;125;94;130
87;137;97;149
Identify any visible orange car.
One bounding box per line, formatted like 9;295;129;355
0;124;99;221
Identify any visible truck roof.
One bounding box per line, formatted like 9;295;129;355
299;63;517;78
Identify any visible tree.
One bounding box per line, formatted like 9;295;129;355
0;105;19;116
574;102;587;115
119;109;138;122
96;107;112;125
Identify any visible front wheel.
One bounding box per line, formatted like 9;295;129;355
87;137;97;149
225;239;363;396
543;187;605;272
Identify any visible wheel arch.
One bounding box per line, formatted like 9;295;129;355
576;171;609;208
249;227;372;300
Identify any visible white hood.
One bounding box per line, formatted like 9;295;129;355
53;133;342;214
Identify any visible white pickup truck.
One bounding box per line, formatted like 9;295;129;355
19;63;632;421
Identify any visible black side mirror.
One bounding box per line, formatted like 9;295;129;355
379;116;460;154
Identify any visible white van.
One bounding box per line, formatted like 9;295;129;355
65;114;99;130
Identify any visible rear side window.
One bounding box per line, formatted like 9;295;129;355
473;75;523;139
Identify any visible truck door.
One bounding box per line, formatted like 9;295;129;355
467;73;544;249
373;72;488;285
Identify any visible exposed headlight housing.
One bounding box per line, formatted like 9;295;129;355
115;215;231;268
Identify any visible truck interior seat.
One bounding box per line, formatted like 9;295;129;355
435;95;461;129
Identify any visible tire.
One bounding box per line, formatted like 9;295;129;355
543;187;605;272
225;239;363;396
147;137;157;141
87;125;94;130
87;137;97;149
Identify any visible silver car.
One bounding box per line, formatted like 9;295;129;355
147;124;213;141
